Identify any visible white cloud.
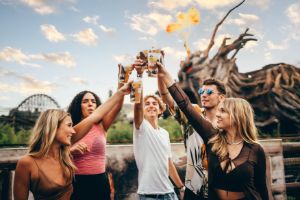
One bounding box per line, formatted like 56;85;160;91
41;24;66;42
265;52;272;61
267;41;288;50
194;0;237;10
113;55;135;63
286;3;300;25
71;77;88;85
0;95;9;101
248;0;270;10
69;6;79;12
162;46;186;60
21;0;56;15
290;30;300;40
83;16;99;25
83;16;116;34
73;28;98;46
227;13;260;26
99;25;116;34
0;76;56;94
138;36;156;43
148;0;192;11
0;47;76;68
238;13;259;22
193;38;210;50
244;41;258;49
40;52;76;68
129;12;172;35
0;47;39;67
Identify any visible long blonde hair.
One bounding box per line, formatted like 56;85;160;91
209;98;258;159
29;109;76;181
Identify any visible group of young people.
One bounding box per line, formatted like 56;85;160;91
13;56;271;200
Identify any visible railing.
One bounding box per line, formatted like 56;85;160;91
1;141;299;200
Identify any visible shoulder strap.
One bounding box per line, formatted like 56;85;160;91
31;156;40;177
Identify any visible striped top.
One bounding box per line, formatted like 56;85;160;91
72;124;106;175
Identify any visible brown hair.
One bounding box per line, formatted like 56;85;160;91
203;78;226;95
144;95;166;117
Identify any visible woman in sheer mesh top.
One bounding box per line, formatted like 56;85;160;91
156;62;271;200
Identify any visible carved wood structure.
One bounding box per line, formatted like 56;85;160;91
178;1;300;135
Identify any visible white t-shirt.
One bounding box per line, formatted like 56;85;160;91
133;119;174;194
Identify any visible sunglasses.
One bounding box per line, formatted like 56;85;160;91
198;88;218;95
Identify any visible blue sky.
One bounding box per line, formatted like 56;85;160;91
0;0;299;114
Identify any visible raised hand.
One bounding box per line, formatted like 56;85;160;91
118;81;132;95
156;61;168;78
71;142;89;154
156;61;175;88
134;58;146;77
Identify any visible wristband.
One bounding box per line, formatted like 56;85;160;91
179;186;185;192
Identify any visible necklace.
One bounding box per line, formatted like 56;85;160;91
226;139;243;145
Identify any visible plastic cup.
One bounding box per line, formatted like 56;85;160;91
147;49;163;77
130;79;142;103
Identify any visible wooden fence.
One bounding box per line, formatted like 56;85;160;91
1;140;299;200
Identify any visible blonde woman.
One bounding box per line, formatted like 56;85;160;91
14;109;76;200
157;62;271;200
14;83;131;200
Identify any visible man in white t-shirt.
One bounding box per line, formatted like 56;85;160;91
133;92;185;200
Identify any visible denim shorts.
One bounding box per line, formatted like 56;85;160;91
139;192;178;200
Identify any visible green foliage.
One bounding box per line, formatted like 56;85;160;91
0;117;183;145
159;117;182;142
107;120;133;143
107;117;183;144
0;123;31;145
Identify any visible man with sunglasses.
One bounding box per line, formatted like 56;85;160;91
158;69;226;200
199;79;226;127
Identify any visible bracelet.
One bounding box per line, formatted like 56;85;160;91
161;91;169;96
179;185;185;192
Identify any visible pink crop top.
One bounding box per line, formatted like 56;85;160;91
72;124;106;175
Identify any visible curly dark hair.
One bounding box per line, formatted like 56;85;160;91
67;91;102;126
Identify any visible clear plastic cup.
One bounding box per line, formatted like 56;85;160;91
118;55;135;83
130;79;142;103
147;49;163;77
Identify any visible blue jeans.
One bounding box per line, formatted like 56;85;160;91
139;192;178;200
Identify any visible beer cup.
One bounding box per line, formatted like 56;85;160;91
147;49;163;77
118;64;126;83
130;79;142;103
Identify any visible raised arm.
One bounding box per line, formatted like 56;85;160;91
102;82;125;131
72;82;131;143
157;62;217;143
134;88;143;129
158;74;175;111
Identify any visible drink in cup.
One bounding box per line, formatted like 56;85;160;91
118;64;126;83
130;79;142;103
147;49;163;77
118;64;133;83
124;65;134;83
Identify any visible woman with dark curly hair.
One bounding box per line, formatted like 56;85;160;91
68;81;130;200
